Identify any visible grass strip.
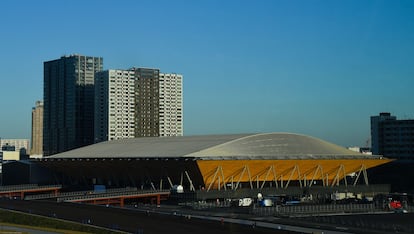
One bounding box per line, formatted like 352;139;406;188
0;209;123;234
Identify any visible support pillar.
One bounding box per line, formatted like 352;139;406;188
185;171;196;191
120;197;124;207
156;194;161;206
207;166;220;191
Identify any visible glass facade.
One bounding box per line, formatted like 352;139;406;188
371;112;414;159
43;55;103;156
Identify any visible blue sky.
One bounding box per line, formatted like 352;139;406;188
0;0;413;147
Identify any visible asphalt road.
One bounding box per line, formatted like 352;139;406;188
0;199;294;234
2;199;413;234
297;212;414;234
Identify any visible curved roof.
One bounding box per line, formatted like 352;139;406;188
48;133;376;160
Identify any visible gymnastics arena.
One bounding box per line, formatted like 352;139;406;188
27;132;391;194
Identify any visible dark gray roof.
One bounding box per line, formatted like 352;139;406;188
47;133;375;160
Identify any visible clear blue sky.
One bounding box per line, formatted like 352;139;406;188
0;0;413;147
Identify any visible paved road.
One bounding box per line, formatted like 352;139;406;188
189;215;350;234
0;200;293;234
2;199;413;234
130;204;414;234
128;204;350;234
298;212;414;234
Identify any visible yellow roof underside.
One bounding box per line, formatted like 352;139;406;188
197;159;392;188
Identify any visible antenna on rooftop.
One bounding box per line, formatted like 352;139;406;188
365;138;371;148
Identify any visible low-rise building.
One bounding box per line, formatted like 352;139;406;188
371;112;414;159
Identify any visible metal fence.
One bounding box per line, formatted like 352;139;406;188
251;204;414;216
0;184;39;191
252;203;378;216
58;189;170;202
406;205;414;213
189;200;232;210
25;187;138;200
0;184;61;192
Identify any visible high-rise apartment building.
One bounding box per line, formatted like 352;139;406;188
95;70;136;142
134;68;161;137
371;112;414;159
159;73;183;137
134;68;183;137
94;68;183;142
30;100;43;157
43;54;103;156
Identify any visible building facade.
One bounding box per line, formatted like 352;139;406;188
95;70;136;142
1;151;20;161
0;139;30;154
94;68;183;142
30;100;43;157
134;68;160;137
43;54;103;156
159;73;183;136
371;112;414;159
0;139;30;169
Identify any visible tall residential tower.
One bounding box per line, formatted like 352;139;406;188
94;68;183;142
159;73;183;137
30;100;43;157
43;54;103;156
134;68;183;137
94;69;136;142
134;68;161;137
